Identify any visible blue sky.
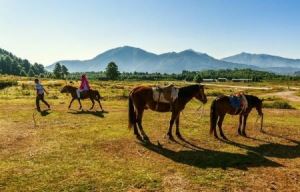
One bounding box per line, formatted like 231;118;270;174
1;0;300;65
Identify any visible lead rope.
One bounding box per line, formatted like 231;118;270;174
253;114;262;131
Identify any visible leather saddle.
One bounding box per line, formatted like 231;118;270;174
152;84;178;103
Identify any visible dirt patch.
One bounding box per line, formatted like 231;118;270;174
264;91;300;102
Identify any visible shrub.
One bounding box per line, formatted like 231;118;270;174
0;80;17;89
263;101;294;109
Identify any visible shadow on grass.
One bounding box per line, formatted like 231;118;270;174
221;131;300;159
68;109;108;118
39;109;51;116
139;140;281;170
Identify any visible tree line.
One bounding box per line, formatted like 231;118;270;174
0;48;45;76
66;64;300;82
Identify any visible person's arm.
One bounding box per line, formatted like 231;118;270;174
43;88;49;94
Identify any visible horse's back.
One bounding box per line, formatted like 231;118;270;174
130;85;152;95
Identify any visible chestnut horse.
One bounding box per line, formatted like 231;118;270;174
210;95;264;140
60;85;104;111
128;84;207;141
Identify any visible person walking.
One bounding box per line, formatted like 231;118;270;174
34;79;50;111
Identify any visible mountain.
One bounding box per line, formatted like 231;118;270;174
46;46;258;73
222;52;300;74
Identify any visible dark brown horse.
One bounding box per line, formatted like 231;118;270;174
60;85;104;111
128;84;207;141
210;95;264;140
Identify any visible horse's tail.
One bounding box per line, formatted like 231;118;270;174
210;99;218;135
128;95;136;130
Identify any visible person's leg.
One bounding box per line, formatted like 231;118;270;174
76;89;81;98
40;94;50;109
36;95;41;111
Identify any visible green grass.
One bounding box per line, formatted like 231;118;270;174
1;76;300;191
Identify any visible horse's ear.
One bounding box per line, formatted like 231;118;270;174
261;98;264;102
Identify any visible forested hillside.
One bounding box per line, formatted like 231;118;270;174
0;48;45;76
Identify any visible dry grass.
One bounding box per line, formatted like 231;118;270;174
0;77;300;191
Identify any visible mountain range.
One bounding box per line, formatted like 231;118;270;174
43;46;299;74
222;52;300;74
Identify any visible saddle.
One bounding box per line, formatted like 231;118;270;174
152;84;179;111
79;90;91;99
229;94;248;114
152;84;178;103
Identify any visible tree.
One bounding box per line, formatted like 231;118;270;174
53;62;62;79
27;68;35;77
105;62;120;80
20;69;27;76
61;65;69;78
193;73;203;83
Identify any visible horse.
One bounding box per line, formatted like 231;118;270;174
128;84;207;141
210;94;264;140
60;85;104;111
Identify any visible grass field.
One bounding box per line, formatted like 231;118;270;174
1;76;300;191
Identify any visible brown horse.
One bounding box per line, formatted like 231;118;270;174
60;85;104;111
128;84;207;141
210;95;264;140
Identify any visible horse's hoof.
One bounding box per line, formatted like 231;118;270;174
214;134;218;139
143;136;149;141
136;135;143;141
167;134;174;141
221;135;228;140
176;133;183;139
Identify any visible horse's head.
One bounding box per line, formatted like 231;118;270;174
60;85;71;93
195;84;207;104
255;98;264;116
248;95;264;132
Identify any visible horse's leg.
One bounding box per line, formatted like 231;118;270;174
175;113;183;139
136;108;149;141
218;114;227;140
167;111;178;140
242;114;249;137
89;98;95;110
97;99;104;111
77;99;82;110
212;115;219;139
69;98;75;109
238;114;243;135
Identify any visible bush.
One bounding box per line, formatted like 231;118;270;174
263;101;294;109
0;80;17;89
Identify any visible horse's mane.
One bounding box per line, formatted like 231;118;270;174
178;84;201;97
64;85;77;90
245;94;261;106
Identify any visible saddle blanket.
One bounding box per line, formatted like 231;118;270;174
152;86;179;103
229;94;248;111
